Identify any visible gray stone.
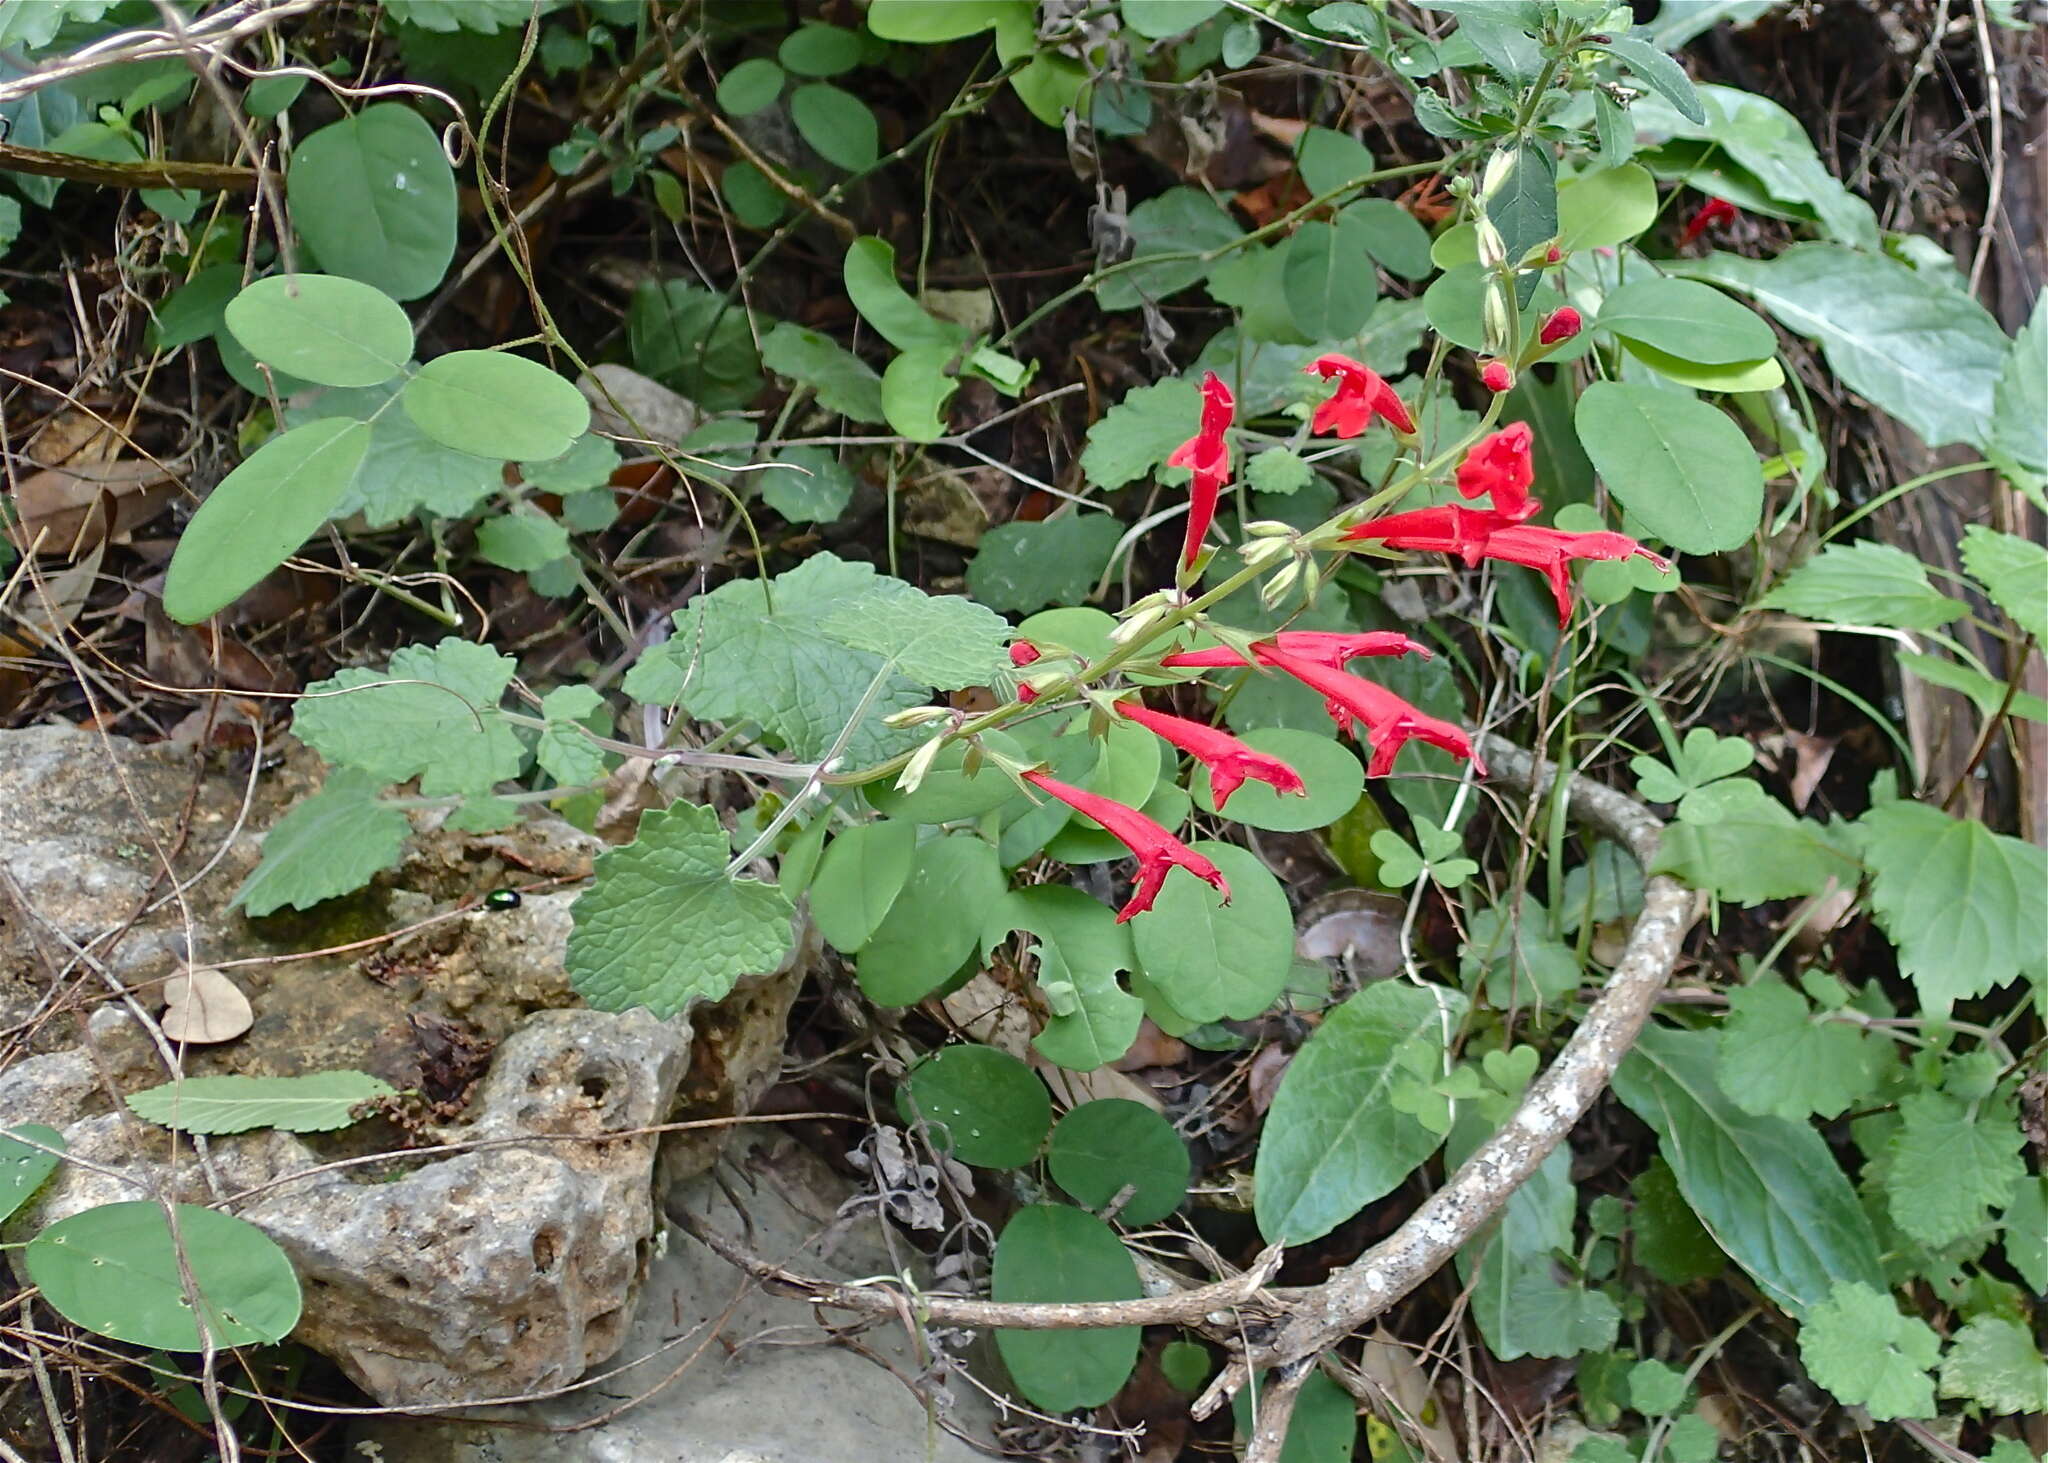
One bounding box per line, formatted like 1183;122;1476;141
352;1132;995;1462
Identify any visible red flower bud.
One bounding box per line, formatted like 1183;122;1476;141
1481;359;1514;393
1545;245;1564;264
1538;306;1582;346
1009;640;1041;701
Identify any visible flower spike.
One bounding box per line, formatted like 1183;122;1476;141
1261;649;1487;779
1114;701;1306;810
1305;353;1416;437
1020;770;1229;921
1168;371;1235;568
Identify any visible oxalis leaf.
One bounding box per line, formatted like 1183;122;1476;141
567;801;794;1019
291;638;523;798
233;767;409;916
126;1071;396;1134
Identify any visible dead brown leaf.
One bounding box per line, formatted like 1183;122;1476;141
160;966;253;1044
11;458;179;558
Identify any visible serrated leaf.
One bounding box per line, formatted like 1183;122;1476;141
1650;794;1861;907
286;104;456;301
125;1071;396;1134
1613;1025;1884;1316
1254;981;1464;1245
1798;1282;1939;1421
760;323;887;423
163;418;371;623
234;767;409;915
965;513;1124;614
567;801;794;1018
403;350;591;463
535;684;608;786
992;1205;1141;1411
1715;981;1885;1121
292;638;523;797
2002;1178;2047;1295
1094;187;1242;311
521;433;621;494
621;553;928;765
222;274;413;388
1940;1317;2048;1413
1988;291;2046;495
26;1202;302;1352
1959;525;2047;639
1762;541;1968;629
1857;799;2047;1011
1885;1090;2027;1249
1079;377;1201;490
819;590;1007;690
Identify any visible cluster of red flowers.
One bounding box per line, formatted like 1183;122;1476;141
1013;349;1664;919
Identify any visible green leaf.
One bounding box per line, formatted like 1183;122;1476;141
1762;541;1968;629
879;343;958;441
1595;33;1706;124
1988;291;2046;494
992;1205;1141;1410
866;734;1030;823
844;237;963;352
148;262;239;350
1960;525;2047;639
1246;447;1314;497
780;23;865;76
125;1071;395;1134
1595;278;1776;367
522;433;621;494
1079;377;1201;489
290;384;501;526
1885;1090;2028;1249
222;274;412;388
402;350;591;463
26;1202;302;1351
566;801;794;1018
808;819;917;952
900;1044;1051;1168
966;513;1124;614
627;280;763;409
857;834;1004;1005
1630;1361;1692;1419
1284;213;1379;340
865;0;1017;42
1095;187;1243;311
286;104;457;301
1343;197;1434;279
292;637;523;797
756;447;856;525
1161;1339;1210;1393
475;508;572;571
1857;799;2046;1010
1462;894;1580;1004
723;166;787;229
1941;1316;2048;1414
1574;381;1763;554
1798;1282;1939;1421
1631;1155;1724;1286
716;57;784;115
1295;125;1375;197
1482;142;1558;282
760;323;887;423
1895;651;2048;723
1254;981;1464;1245
1715;981;1885;1121
1555;163;1659;252
1688;244;2009;451
535;684;609;786
1047;1099;1189;1225
1232;1369;1358;1463
1629;727;1755;802
1122;0;1226;38
1612;1025;1884;1316
385;0;559;30
982;884;1143;1069
2002;1177;2048;1295
1651;785;1861;906
162;418;371;623
1189;726;1361;833
233;768;409;915
1619;339;1783;393
789;82;877;171
1130;843;1294;1025
242;73;306;118
0;1126;63;1225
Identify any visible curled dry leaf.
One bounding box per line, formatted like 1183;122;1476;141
941;971;1032;1059
159;966;253;1044
10;459;180;559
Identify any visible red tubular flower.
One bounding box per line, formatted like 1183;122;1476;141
1538;306;1582;345
1453;423;1538;520
1305;353;1417;437
1010;640;1041;701
1261;649;1486;778
1114;700;1306;810
1679;197;1738;246
1020;769;1229;921
1481;360;1514;393
1167;371;1234;568
1160;629;1430;671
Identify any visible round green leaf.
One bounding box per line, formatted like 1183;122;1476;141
222;274;412;388
1190;725;1362;832
898;1044;1051;1168
1342;198;1433;280
779;24;864;76
163;418;370;623
865;732;1028;823
242;73;306;119
992;1205;1141;1411
475;509;571;571
790;83;877;172
1015;606;1117;663
286;103;456;301
1620;338;1784;393
1554;163;1658;252
1048;1099;1190;1225
723;160;788;229
1160;1339;1211;1393
879;343;958;443
716;57;785;115
1296;125;1375;198
1595;278;1777;366
1121;0;1225;37
1284;214;1377;341
1128;841;1293;1023
0;1125;63;1225
402;350;591;462
856;834;1006;1006
808;818;917;953
1574;380;1763;554
26;1201;302;1351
